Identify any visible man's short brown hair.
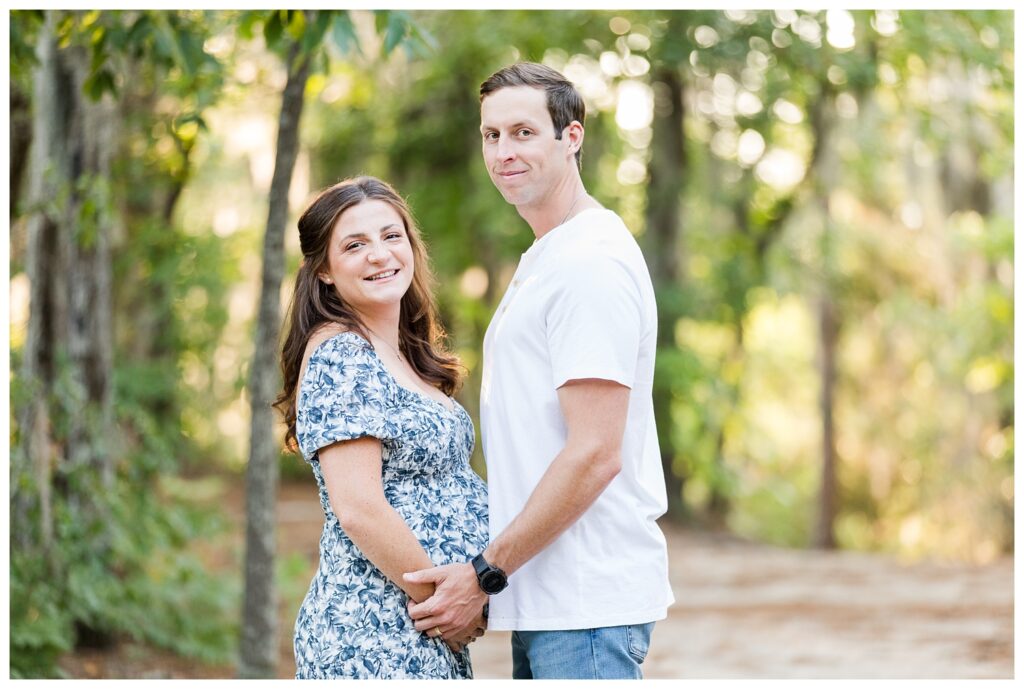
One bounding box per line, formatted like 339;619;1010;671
480;62;585;169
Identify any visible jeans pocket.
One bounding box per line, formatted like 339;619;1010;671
625;623;652;664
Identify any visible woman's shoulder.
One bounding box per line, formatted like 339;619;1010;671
304;325;370;361
298;326;376;394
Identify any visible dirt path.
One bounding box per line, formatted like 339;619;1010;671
469;526;1013;679
59;477;1013;679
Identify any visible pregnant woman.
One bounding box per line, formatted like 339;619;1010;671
275;176;489;678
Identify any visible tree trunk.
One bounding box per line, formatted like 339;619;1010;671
707;319;744;524
815;295;839;549
644;60;687;518
10;84;33;221
14;11;64;555
14;7;117;570
239;40;311;679
809;92;840;549
64;41;117;498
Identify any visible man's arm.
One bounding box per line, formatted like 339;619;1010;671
405;378;629;636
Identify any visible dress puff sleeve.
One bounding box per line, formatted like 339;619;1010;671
295;333;400;463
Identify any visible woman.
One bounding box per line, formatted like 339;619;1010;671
275;176;489;679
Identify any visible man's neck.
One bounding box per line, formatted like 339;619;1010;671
518;177;591;240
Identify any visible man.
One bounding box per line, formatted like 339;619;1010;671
404;62;673;679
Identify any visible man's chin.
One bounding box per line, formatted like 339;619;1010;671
496;188;528;206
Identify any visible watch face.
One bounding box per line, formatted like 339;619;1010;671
481;570;506;593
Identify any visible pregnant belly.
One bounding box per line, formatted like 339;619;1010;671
388;477;489;566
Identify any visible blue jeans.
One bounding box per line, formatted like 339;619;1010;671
511;623;655;679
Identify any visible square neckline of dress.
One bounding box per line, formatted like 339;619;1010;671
307;330;459;415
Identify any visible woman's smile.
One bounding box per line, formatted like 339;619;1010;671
365;268;400;282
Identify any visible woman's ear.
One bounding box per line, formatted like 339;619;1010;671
318;273;333;285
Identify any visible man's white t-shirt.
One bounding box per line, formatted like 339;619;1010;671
480;207;674;631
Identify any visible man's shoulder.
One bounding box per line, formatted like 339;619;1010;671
580;207;632;237
550;214;645;270
575;209;642;252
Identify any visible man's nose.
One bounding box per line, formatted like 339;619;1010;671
496;136;516;162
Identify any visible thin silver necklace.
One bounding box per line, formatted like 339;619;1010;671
557;191;589;227
366;328;404;362
367;327;452;410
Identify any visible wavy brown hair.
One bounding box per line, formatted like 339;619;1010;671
275;176;463;451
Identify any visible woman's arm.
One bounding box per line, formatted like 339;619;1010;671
319;435;436;604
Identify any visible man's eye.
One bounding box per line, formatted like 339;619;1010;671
518;129;532;137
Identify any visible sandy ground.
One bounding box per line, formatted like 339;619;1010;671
59;478;1013;679
471;530;1013;679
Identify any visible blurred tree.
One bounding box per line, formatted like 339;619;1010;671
651;10;807;524
10;9;238;676
643;11;694;518
15;6;118;596
8;11;39;222
719;9;1013;552
237;9;315;678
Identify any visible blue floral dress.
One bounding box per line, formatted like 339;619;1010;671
293;331;489;679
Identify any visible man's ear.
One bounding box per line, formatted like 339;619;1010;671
565;120;585;156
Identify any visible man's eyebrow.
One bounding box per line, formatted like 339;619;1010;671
480;121;535;133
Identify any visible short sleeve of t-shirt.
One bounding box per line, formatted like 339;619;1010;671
295;335;400;463
544;251;642;390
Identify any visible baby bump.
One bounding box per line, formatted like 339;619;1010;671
389;474;489;565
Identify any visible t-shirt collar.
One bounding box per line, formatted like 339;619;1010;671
523;207;604;260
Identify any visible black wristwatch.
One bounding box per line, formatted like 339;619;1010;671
471;553;508;595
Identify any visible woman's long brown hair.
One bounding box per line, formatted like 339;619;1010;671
275;176;463;451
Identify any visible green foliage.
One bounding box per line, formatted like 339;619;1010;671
44;10;223;114
330;13;360;56
9;11;44;93
112;213;238;468
9;549;74;679
376;10;437;58
10;8;242;677
276;551;316;614
9;404;239;677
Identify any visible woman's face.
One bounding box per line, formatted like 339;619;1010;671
319;199;415;317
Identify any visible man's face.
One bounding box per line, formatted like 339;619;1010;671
480;86;575;209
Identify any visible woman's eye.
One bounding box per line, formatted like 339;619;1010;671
345;242;363;251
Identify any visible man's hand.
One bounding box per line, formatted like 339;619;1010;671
441;607;487;654
404;563;488;642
